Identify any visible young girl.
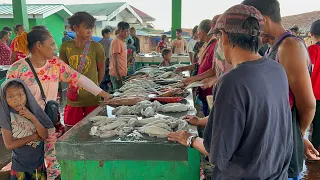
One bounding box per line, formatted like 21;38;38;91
0;79;54;180
156;35;168;53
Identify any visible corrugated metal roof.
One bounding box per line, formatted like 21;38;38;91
66;2;126;16
282;11;320;35
0;4;63;15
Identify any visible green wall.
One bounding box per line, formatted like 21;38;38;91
42;14;65;50
0;13;65;50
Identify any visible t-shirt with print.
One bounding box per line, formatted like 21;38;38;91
204;58;293;180
0;112;53;172
171;38;187;54
109;37;128;77
0;42;11;65
59;41;105;107
11;38;27;62
7;58;81;109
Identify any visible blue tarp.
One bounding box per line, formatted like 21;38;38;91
67;32;102;42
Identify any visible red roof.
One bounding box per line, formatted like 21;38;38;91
282;11;320;34
130;5;155;22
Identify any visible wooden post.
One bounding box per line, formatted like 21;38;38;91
171;0;182;40
12;0;29;30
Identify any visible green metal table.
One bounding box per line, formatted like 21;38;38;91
56;90;200;180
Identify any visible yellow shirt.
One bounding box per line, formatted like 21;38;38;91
59;40;106;107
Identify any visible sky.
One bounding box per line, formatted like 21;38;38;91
2;0;320;31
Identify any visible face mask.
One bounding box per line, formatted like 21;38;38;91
216;40;226;61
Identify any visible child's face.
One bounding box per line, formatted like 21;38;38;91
164;52;172;61
6;87;27;112
104;32;111;39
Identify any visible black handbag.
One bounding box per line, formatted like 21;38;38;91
25;58;59;125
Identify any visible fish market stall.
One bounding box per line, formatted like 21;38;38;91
56;67;200;180
135;53;190;69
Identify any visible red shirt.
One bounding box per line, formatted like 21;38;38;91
0;42;11;65
197;39;217;100
11;38;27;62
309;43;320;100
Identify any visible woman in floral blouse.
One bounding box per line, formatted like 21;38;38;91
7;29;112;180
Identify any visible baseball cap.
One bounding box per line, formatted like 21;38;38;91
214;4;264;36
207;15;221;35
310;20;320;36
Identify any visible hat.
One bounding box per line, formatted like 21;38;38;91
214;4;264;36
207;15;221;35
310;20;320;36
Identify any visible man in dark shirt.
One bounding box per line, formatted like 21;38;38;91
168;4;293;179
130;27;140;53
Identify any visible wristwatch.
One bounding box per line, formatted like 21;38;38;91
187;135;198;148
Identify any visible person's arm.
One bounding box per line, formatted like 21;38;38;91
57;59;112;100
175;64;195;73
171;40;176;54
10;51;16;64
279;39;316;136
96;43;106;84
1;128;39;150
18;108;48;139
192;137;210;156
114;53;122;81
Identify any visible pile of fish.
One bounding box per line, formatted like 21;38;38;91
112;100;196;117
89;115;190;139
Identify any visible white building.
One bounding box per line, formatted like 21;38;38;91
66;2;156;36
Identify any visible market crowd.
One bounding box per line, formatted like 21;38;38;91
0;0;320;179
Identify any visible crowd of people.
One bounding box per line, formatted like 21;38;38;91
0;0;319;179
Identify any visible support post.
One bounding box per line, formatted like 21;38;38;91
171;0;182;40
12;0;29;30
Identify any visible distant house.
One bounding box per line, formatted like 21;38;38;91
66;2;156;36
0;4;72;48
282;11;320;45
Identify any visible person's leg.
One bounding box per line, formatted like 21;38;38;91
312;100;320;151
63;105;85;131
45;129;60;180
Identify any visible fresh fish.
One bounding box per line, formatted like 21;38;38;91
99;130;118;138
142;126;171;138
99;121;125;131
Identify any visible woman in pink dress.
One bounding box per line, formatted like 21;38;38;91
0;30;11;65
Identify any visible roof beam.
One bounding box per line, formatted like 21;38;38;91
12;0;29;30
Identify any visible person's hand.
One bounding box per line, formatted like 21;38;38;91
31;133;41;141
304;138;320;160
99;91;113;101
168;130;192;146
182;77;195;86
175;67;183;73
183;115;200;126
19;107;36;121
200;77;215;89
